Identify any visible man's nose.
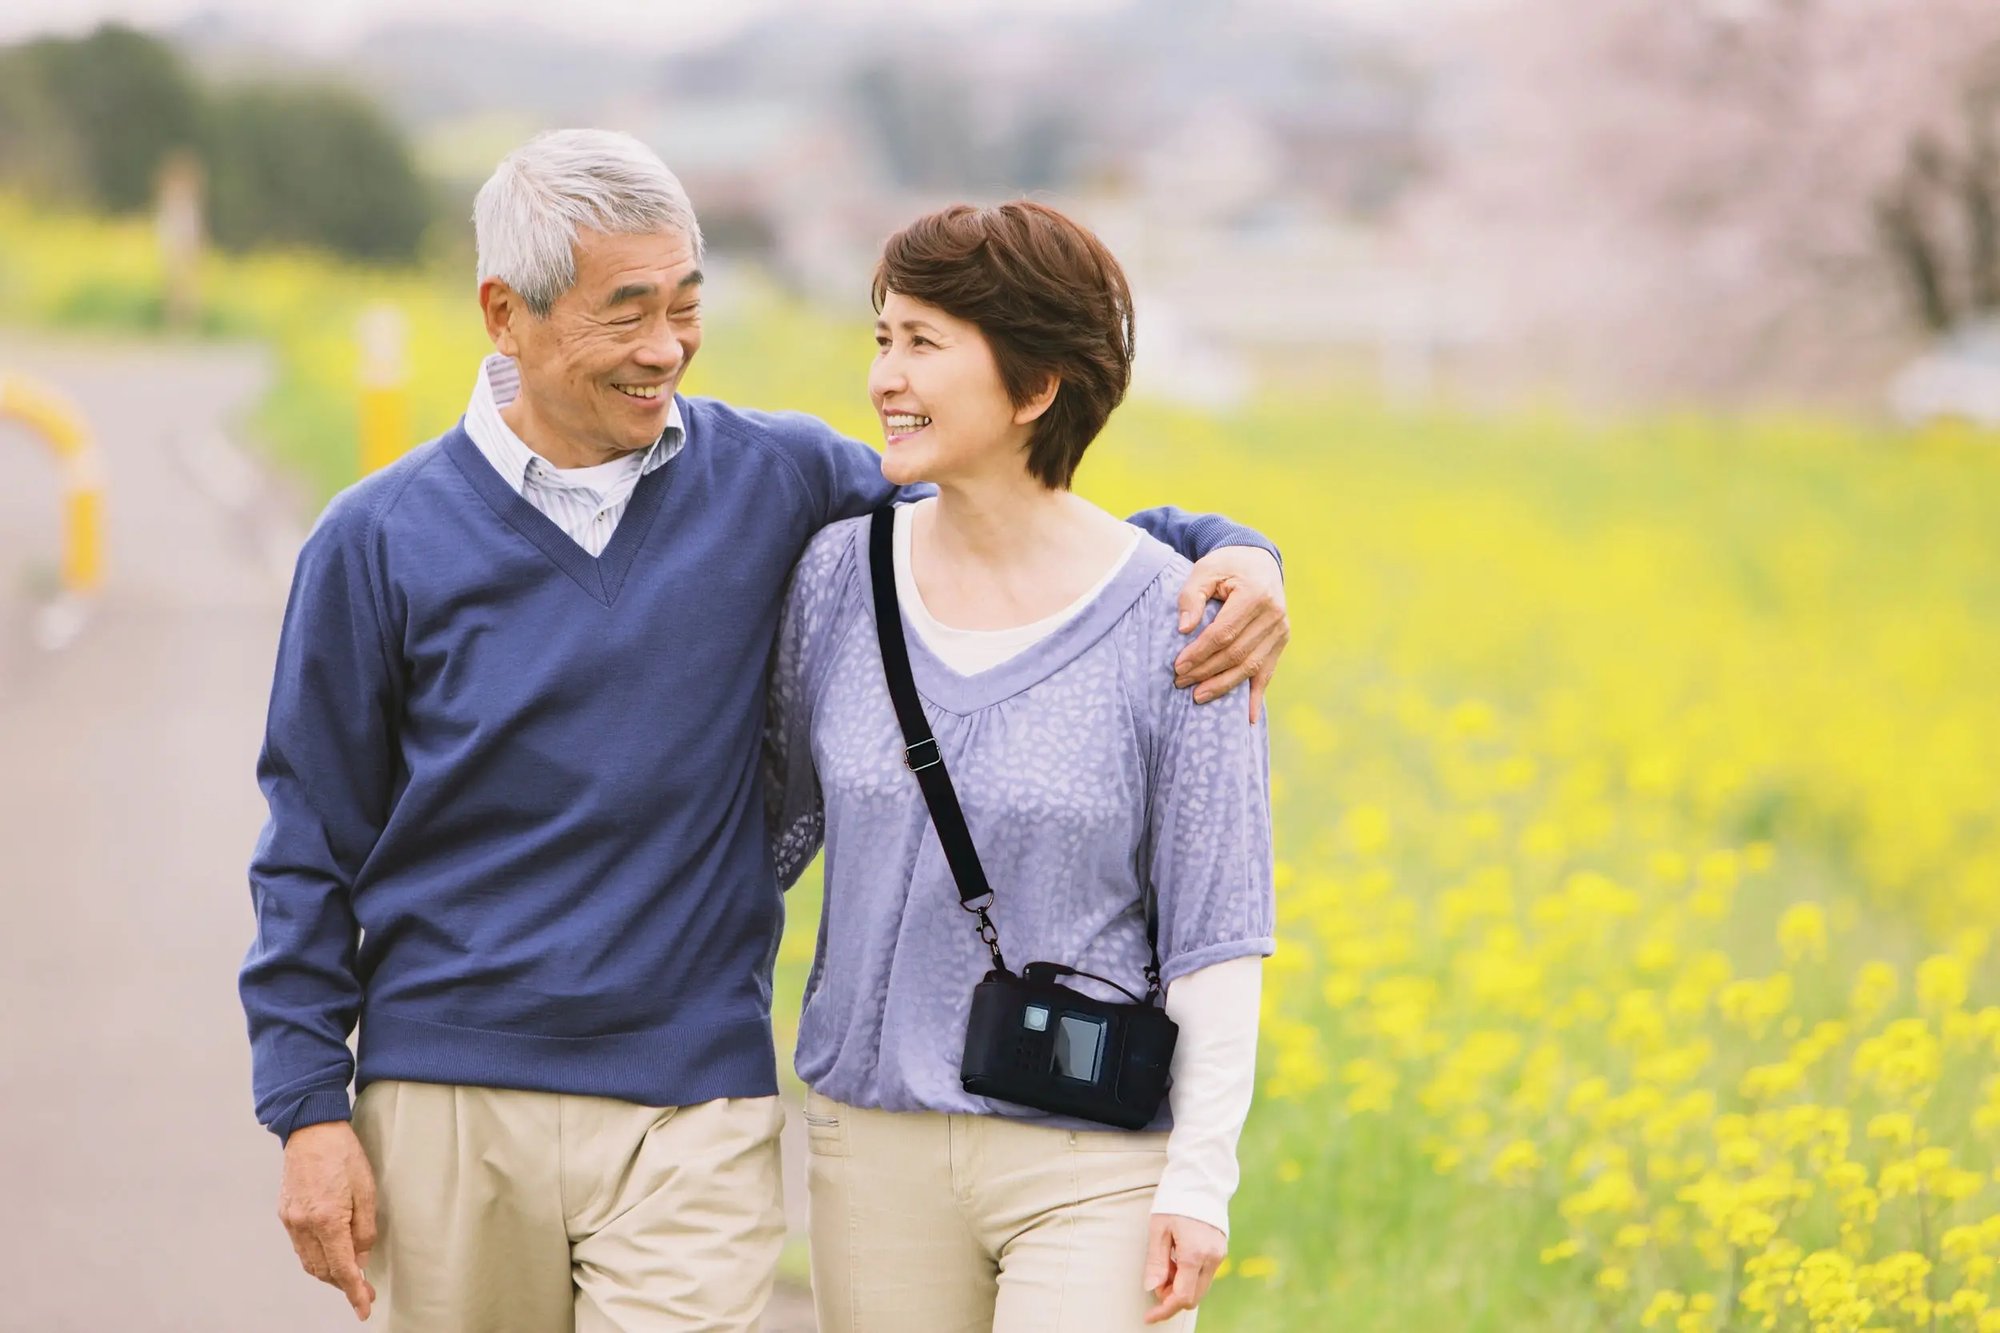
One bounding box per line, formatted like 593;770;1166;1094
632;331;685;370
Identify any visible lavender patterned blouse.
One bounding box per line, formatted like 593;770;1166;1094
762;511;1276;1129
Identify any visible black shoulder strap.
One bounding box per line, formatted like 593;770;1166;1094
866;505;1163;995
869;507;993;907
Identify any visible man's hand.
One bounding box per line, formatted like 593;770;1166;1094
1142;1213;1227;1324
279;1121;378;1321
1174;546;1289;723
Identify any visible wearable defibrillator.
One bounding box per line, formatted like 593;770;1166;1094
867;507;1178;1131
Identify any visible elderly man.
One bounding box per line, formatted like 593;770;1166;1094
241;128;1288;1332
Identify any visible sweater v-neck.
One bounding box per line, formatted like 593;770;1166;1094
443;417;680;606
863;511;1177;715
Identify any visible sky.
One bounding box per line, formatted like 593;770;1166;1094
0;0;1375;56
1;0;803;53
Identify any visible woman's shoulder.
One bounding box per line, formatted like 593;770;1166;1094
781;513;873;641
798;510;872;573
1137;530;1195;602
775;517;879;711
1113;534;1255;723
1118;530;1202;655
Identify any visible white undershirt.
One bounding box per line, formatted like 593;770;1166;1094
893;502;1264;1235
893;503;1141;674
1155;957;1264;1234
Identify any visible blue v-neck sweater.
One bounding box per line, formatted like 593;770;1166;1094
241;397;1276;1140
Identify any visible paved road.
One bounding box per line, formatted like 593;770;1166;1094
0;334;816;1332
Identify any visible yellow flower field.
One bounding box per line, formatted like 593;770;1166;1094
5;198;1997;1330
1090;411;2000;1330
694;302;2000;1331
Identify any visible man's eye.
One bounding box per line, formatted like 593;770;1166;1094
612;316;643;327
673;304;701;320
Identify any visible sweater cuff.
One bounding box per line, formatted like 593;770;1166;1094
1187;515;1283;579
272;1088;353;1143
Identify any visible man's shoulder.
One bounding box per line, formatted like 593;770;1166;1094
683;396;877;518
308;431;454;548
681;395;848;456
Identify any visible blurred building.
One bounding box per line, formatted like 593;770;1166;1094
161;1;1492;403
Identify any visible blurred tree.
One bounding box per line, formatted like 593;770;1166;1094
0;25;432;264
203;83;430;262
9;24;204;213
0;45;85;199
848;58;985;188
1437;0;2000;396
845;55;1081;192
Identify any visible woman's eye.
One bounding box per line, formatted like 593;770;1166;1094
911;336;933;348
874;336;890;349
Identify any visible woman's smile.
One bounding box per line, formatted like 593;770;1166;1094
881;409;932;444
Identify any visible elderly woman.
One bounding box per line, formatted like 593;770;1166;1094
765;201;1276;1332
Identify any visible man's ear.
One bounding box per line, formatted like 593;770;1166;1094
1012;374;1060;427
479;278;525;357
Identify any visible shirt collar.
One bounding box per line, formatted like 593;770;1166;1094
464;353;684;497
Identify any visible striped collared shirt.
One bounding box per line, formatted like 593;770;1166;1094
462;354;685;557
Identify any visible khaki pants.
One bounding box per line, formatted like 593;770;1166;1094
352;1080;785;1333
803;1091;1196;1333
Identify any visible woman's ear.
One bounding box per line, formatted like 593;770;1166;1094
1013;374;1061;427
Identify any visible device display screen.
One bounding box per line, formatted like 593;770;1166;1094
1054;1013;1108;1083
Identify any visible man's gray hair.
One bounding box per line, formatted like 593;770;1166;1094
474;128;704;318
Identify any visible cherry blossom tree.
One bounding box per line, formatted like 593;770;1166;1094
1431;0;2000;398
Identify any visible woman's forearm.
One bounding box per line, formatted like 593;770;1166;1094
1153;954;1265;1234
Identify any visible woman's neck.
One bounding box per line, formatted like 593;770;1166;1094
913;472;1132;630
927;472;1073;564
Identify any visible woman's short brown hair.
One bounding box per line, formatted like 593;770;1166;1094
872;200;1134;490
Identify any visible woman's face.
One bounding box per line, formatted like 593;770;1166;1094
868;291;1040;488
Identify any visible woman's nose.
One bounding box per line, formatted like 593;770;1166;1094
868;353;905;397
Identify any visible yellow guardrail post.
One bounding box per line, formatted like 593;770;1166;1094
0;374;103;597
358;303;409;475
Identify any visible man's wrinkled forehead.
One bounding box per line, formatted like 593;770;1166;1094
567;227;702;308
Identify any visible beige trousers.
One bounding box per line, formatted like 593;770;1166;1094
803;1090;1196;1333
352;1080;785;1333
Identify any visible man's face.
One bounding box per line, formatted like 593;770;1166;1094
483;228;704;461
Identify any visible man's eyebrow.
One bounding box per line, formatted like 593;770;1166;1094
602;282;656;309
601;271;703;309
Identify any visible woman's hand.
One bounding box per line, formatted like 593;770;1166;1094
1142;1212;1227;1324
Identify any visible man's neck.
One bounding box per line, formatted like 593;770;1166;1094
500;396;631;470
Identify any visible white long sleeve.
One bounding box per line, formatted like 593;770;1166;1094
1151;954;1264;1235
